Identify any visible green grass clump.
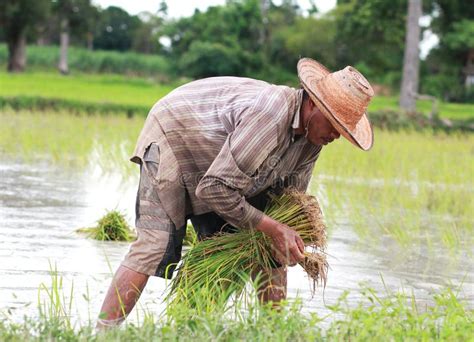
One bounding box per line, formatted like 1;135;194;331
168;190;328;309
78;210;135;241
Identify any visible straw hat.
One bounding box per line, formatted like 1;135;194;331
297;58;374;150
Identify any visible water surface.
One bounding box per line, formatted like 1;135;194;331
0;158;472;324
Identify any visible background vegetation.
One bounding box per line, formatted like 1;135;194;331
1;0;473;104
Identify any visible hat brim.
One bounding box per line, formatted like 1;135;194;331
297;58;374;151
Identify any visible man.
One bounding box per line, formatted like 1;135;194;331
97;58;374;327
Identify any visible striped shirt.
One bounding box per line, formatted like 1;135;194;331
131;77;322;229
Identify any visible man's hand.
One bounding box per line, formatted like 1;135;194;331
256;215;305;266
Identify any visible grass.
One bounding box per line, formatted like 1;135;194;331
0;71;174;111
0;71;473;122
369;95;474;121
77;210;136;242
1;268;471;341
315;128;474;254
0;109;143;173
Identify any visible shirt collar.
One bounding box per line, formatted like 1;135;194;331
292;89;304;130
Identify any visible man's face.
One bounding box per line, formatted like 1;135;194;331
306;105;341;146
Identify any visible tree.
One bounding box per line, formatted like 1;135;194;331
132;4;168;55
94;6;141;51
334;0;407;85
422;0;474;101
0;0;50;72
270;15;337;71
399;0;422;112
163;0;264;77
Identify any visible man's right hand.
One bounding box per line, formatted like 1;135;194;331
256;215;305;266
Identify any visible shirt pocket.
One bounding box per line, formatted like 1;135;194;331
143;142;161;184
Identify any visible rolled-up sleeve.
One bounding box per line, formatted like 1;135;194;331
195;88;288;229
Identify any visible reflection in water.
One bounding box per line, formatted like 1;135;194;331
0;159;472;324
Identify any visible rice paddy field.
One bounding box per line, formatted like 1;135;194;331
0;73;473;340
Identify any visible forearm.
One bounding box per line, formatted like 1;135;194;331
195;179;263;229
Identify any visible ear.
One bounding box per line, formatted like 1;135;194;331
308;97;317;110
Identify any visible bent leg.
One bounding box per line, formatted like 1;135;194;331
255;266;287;305
97;265;149;329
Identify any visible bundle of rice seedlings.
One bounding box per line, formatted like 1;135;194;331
76;210;135;241
167;189;328;308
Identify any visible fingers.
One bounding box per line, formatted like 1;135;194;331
289;243;305;264
270;228;305;266
295;235;305;254
271;244;294;266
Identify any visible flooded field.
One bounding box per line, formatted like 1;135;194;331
0;111;473;327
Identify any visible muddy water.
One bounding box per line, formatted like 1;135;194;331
0;158;472;324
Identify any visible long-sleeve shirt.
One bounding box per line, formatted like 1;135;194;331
131;77;322;229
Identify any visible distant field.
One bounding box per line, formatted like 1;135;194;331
0;71;472;120
0;72;174;110
369;96;474;120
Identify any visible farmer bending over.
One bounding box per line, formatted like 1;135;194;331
97;58;374;328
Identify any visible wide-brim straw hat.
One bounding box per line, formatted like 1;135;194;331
297;58;374;150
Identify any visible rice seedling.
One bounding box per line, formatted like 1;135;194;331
182;223;198;247
2;278;472;341
77;210;135;242
167;190;328;309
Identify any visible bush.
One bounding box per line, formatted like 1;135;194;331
178;41;244;78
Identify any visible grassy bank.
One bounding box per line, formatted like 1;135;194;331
1;72;473;124
370;96;474;121
0;72;175;114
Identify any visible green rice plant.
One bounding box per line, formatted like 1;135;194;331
167;190;328;309
77;210;135;242
0;109;143;174
2;282;472;341
37;263;74;333
316;128;474;256
182;223;198;247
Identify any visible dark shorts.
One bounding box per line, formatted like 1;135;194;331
121;144;273;279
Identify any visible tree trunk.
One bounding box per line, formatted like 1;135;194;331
87;32;94;50
7;31;27;72
58;17;70;75
399;0;422;112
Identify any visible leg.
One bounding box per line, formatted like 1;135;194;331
97;265;149;329
97;145;186;328
254;266;287;305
